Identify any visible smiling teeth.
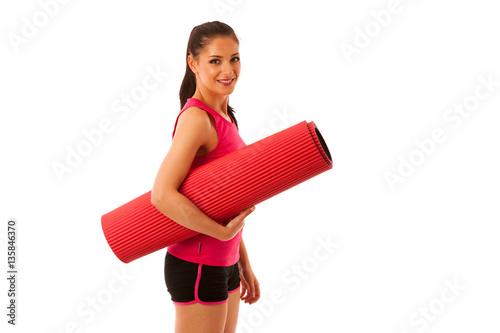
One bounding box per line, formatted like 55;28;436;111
218;79;232;83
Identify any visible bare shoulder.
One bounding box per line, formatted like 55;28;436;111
177;106;210;128
174;106;211;144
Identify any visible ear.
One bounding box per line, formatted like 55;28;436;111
187;54;198;74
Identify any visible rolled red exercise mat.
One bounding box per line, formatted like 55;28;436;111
101;120;332;263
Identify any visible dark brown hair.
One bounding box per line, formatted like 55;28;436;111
179;21;240;128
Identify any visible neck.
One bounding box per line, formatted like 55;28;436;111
192;86;229;117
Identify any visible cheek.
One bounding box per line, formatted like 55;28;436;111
234;64;241;76
202;66;219;81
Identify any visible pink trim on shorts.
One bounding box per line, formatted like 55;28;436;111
172;264;239;306
228;286;241;294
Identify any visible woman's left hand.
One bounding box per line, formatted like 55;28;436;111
239;266;260;304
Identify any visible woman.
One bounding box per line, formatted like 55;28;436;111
151;21;260;332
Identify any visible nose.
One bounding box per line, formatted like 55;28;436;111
221;60;234;76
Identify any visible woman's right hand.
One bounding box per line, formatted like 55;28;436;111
218;206;255;241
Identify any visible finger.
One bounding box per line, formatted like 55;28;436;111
241;288;250;301
242;290;253;303
253;281;261;302
227;218;245;229
240;287;247;300
245;280;259;304
242;292;252;303
248;281;255;298
239;206;255;219
240;278;249;298
241;280;255;303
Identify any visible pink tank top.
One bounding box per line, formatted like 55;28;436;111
167;98;247;267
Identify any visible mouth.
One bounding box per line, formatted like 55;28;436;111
217;78;235;85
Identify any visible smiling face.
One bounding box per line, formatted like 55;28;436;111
188;36;241;98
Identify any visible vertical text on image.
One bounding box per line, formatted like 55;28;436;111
6;219;18;325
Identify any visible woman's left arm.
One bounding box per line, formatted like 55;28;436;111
238;237;260;304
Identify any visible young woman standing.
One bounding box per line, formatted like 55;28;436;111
151;21;260;332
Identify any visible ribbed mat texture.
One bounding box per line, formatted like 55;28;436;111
101;120;332;263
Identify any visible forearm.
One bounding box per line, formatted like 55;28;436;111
152;190;226;240
238;238;252;269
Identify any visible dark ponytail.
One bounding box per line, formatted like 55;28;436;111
179;21;239;129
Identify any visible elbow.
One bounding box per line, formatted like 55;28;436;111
151;195;158;208
151;188;176;210
150;189;164;209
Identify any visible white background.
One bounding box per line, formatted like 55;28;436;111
1;0;499;332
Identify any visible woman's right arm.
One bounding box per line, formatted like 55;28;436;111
150;107;253;241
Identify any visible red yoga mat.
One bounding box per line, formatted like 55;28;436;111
101;120;332;263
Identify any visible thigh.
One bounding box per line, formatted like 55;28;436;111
175;302;228;333
224;263;241;332
224;289;241;333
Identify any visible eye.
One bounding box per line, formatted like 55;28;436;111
232;57;240;62
209;59;220;64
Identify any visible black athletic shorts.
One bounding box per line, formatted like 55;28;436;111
164;251;241;305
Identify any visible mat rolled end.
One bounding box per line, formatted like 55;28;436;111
307;121;333;168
